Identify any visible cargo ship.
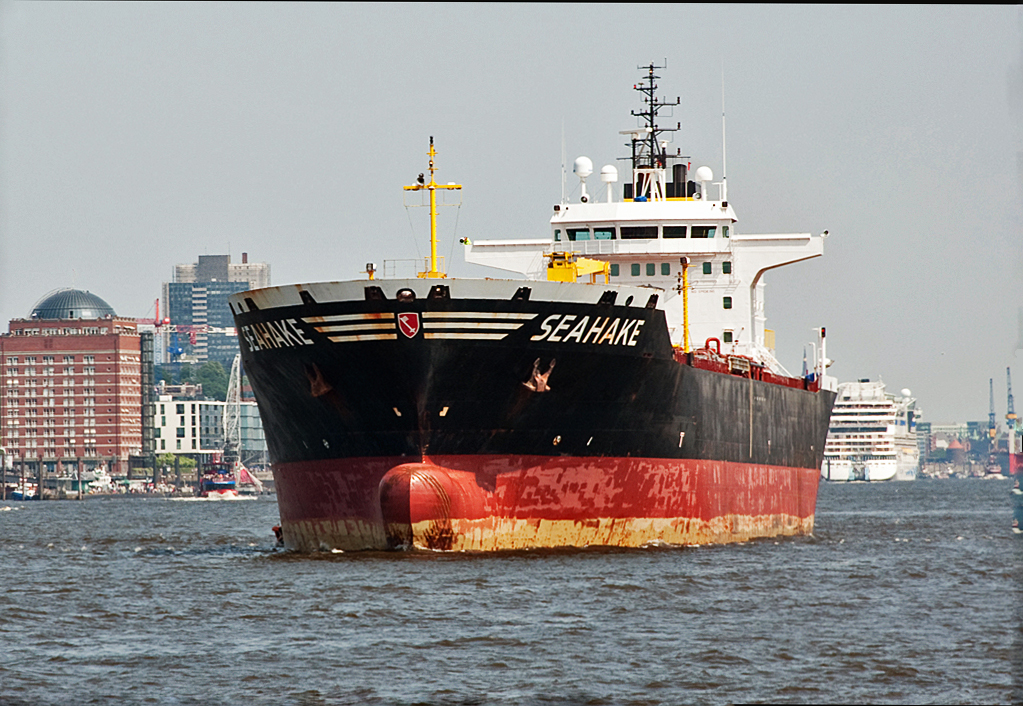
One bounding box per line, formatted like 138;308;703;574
231;64;837;551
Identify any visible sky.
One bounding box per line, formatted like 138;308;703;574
1;3;1021;424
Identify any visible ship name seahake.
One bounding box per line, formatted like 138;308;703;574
241;319;314;352
531;314;644;346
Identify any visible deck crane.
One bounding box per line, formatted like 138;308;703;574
989;378;997;439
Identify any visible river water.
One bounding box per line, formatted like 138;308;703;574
0;479;1018;705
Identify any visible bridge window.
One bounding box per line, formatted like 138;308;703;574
661;263;670;276
554;229;561;242
631;264;640;277
723;261;732;274
567;228;590;241
703;262;712;275
663;226;687;238
691;226;716;238
593;228;615;240
621;226;658;240
723;226;730;238
723;296;732;309
610;264;620;277
723;331;733;343
646;263;655;276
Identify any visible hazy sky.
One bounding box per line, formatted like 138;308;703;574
1;3;1021;424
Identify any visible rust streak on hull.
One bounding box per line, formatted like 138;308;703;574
273;455;820;552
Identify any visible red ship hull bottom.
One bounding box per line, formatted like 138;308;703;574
272;455;820;552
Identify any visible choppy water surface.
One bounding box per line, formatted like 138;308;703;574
0;479;1018;705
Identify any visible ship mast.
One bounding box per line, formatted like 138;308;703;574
403;136;462;279
626;63;681;201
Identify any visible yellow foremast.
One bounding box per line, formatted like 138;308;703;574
403;137;462;279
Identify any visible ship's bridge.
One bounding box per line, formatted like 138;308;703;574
464;191;824;374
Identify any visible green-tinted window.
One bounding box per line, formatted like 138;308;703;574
703;262;712;275
723;296;732;310
621;226;658;239
176;404;185;414
723;226;730;238
661;263;670;276
691;225;716;239
610;264;620;277
568;228;590;241
663;225;687;238
631;263;640;277
723;331;733;343
646;263;655;276
722;261;732;274
554;229;561;242
593;228;615;240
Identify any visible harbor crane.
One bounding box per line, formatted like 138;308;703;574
1007;367;1017;429
989;378;997;439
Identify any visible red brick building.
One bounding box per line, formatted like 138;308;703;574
1;289;142;476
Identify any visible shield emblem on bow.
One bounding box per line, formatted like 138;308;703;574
397;312;420;339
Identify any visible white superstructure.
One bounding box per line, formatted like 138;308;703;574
822;380;921;481
463;64;833;383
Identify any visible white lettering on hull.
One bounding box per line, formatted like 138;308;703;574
241;319;314;352
531;314;644;347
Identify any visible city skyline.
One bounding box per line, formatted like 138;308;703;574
1;4;1021;423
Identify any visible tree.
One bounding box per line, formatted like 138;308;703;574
197;361;228;401
179;363;194;383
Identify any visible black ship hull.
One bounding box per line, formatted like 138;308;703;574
231;279;835;551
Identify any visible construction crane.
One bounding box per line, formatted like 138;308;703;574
135;299;171;328
989;378;997;439
1007;367;1017;429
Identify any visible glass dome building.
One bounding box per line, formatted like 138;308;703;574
29;289;116;320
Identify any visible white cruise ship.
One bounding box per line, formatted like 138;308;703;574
822;380;921;481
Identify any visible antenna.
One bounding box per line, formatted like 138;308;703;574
721;64;727;203
561;119;566;204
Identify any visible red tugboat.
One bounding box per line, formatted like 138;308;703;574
231;65;837;551
198;454;239;500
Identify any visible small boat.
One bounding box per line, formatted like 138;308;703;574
199;457;239;499
10;481;36;501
